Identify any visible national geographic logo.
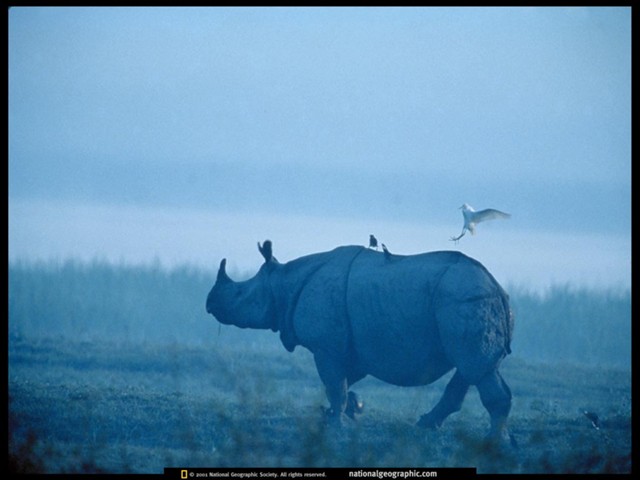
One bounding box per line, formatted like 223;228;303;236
165;469;476;479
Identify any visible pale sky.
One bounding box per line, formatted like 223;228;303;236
8;7;631;290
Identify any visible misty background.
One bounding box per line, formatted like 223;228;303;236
8;7;631;292
7;8;632;473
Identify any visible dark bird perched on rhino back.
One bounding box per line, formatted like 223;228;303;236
368;234;378;250
206;241;514;441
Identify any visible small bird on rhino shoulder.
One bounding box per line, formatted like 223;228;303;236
369;234;379;250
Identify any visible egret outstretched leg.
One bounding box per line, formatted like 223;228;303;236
450;230;466;242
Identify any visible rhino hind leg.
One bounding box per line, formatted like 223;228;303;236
417;370;470;429
476;369;512;441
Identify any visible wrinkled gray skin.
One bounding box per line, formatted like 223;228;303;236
206;241;514;439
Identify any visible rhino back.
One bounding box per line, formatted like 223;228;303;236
346;250;463;386
346;250;510;386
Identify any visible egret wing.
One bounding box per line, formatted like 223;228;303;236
473;208;511;224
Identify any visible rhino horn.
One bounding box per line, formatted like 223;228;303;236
216;258;232;283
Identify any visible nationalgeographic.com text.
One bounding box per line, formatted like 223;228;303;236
349;470;437;479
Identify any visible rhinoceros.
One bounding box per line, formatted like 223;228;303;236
206;241;514;439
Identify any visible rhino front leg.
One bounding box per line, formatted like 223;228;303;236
313;351;348;424
345;371;366;419
417;370;469;429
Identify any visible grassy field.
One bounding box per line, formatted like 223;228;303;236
7;261;632;474
8;260;631;366
8;336;631;474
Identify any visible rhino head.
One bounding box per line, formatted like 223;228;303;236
206;240;278;331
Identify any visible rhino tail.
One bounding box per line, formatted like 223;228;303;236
502;292;514;355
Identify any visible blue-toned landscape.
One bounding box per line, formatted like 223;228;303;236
8;6;631;475
8;261;631;473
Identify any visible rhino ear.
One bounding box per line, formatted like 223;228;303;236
257;240;273;263
216;258;232;283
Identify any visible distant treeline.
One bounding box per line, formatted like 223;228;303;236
508;284;630;367
8;260;631;367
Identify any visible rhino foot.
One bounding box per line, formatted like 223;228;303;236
345;391;364;419
484;427;518;449
477;431;519;456
322;407;348;427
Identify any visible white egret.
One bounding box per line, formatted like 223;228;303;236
450;203;511;242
